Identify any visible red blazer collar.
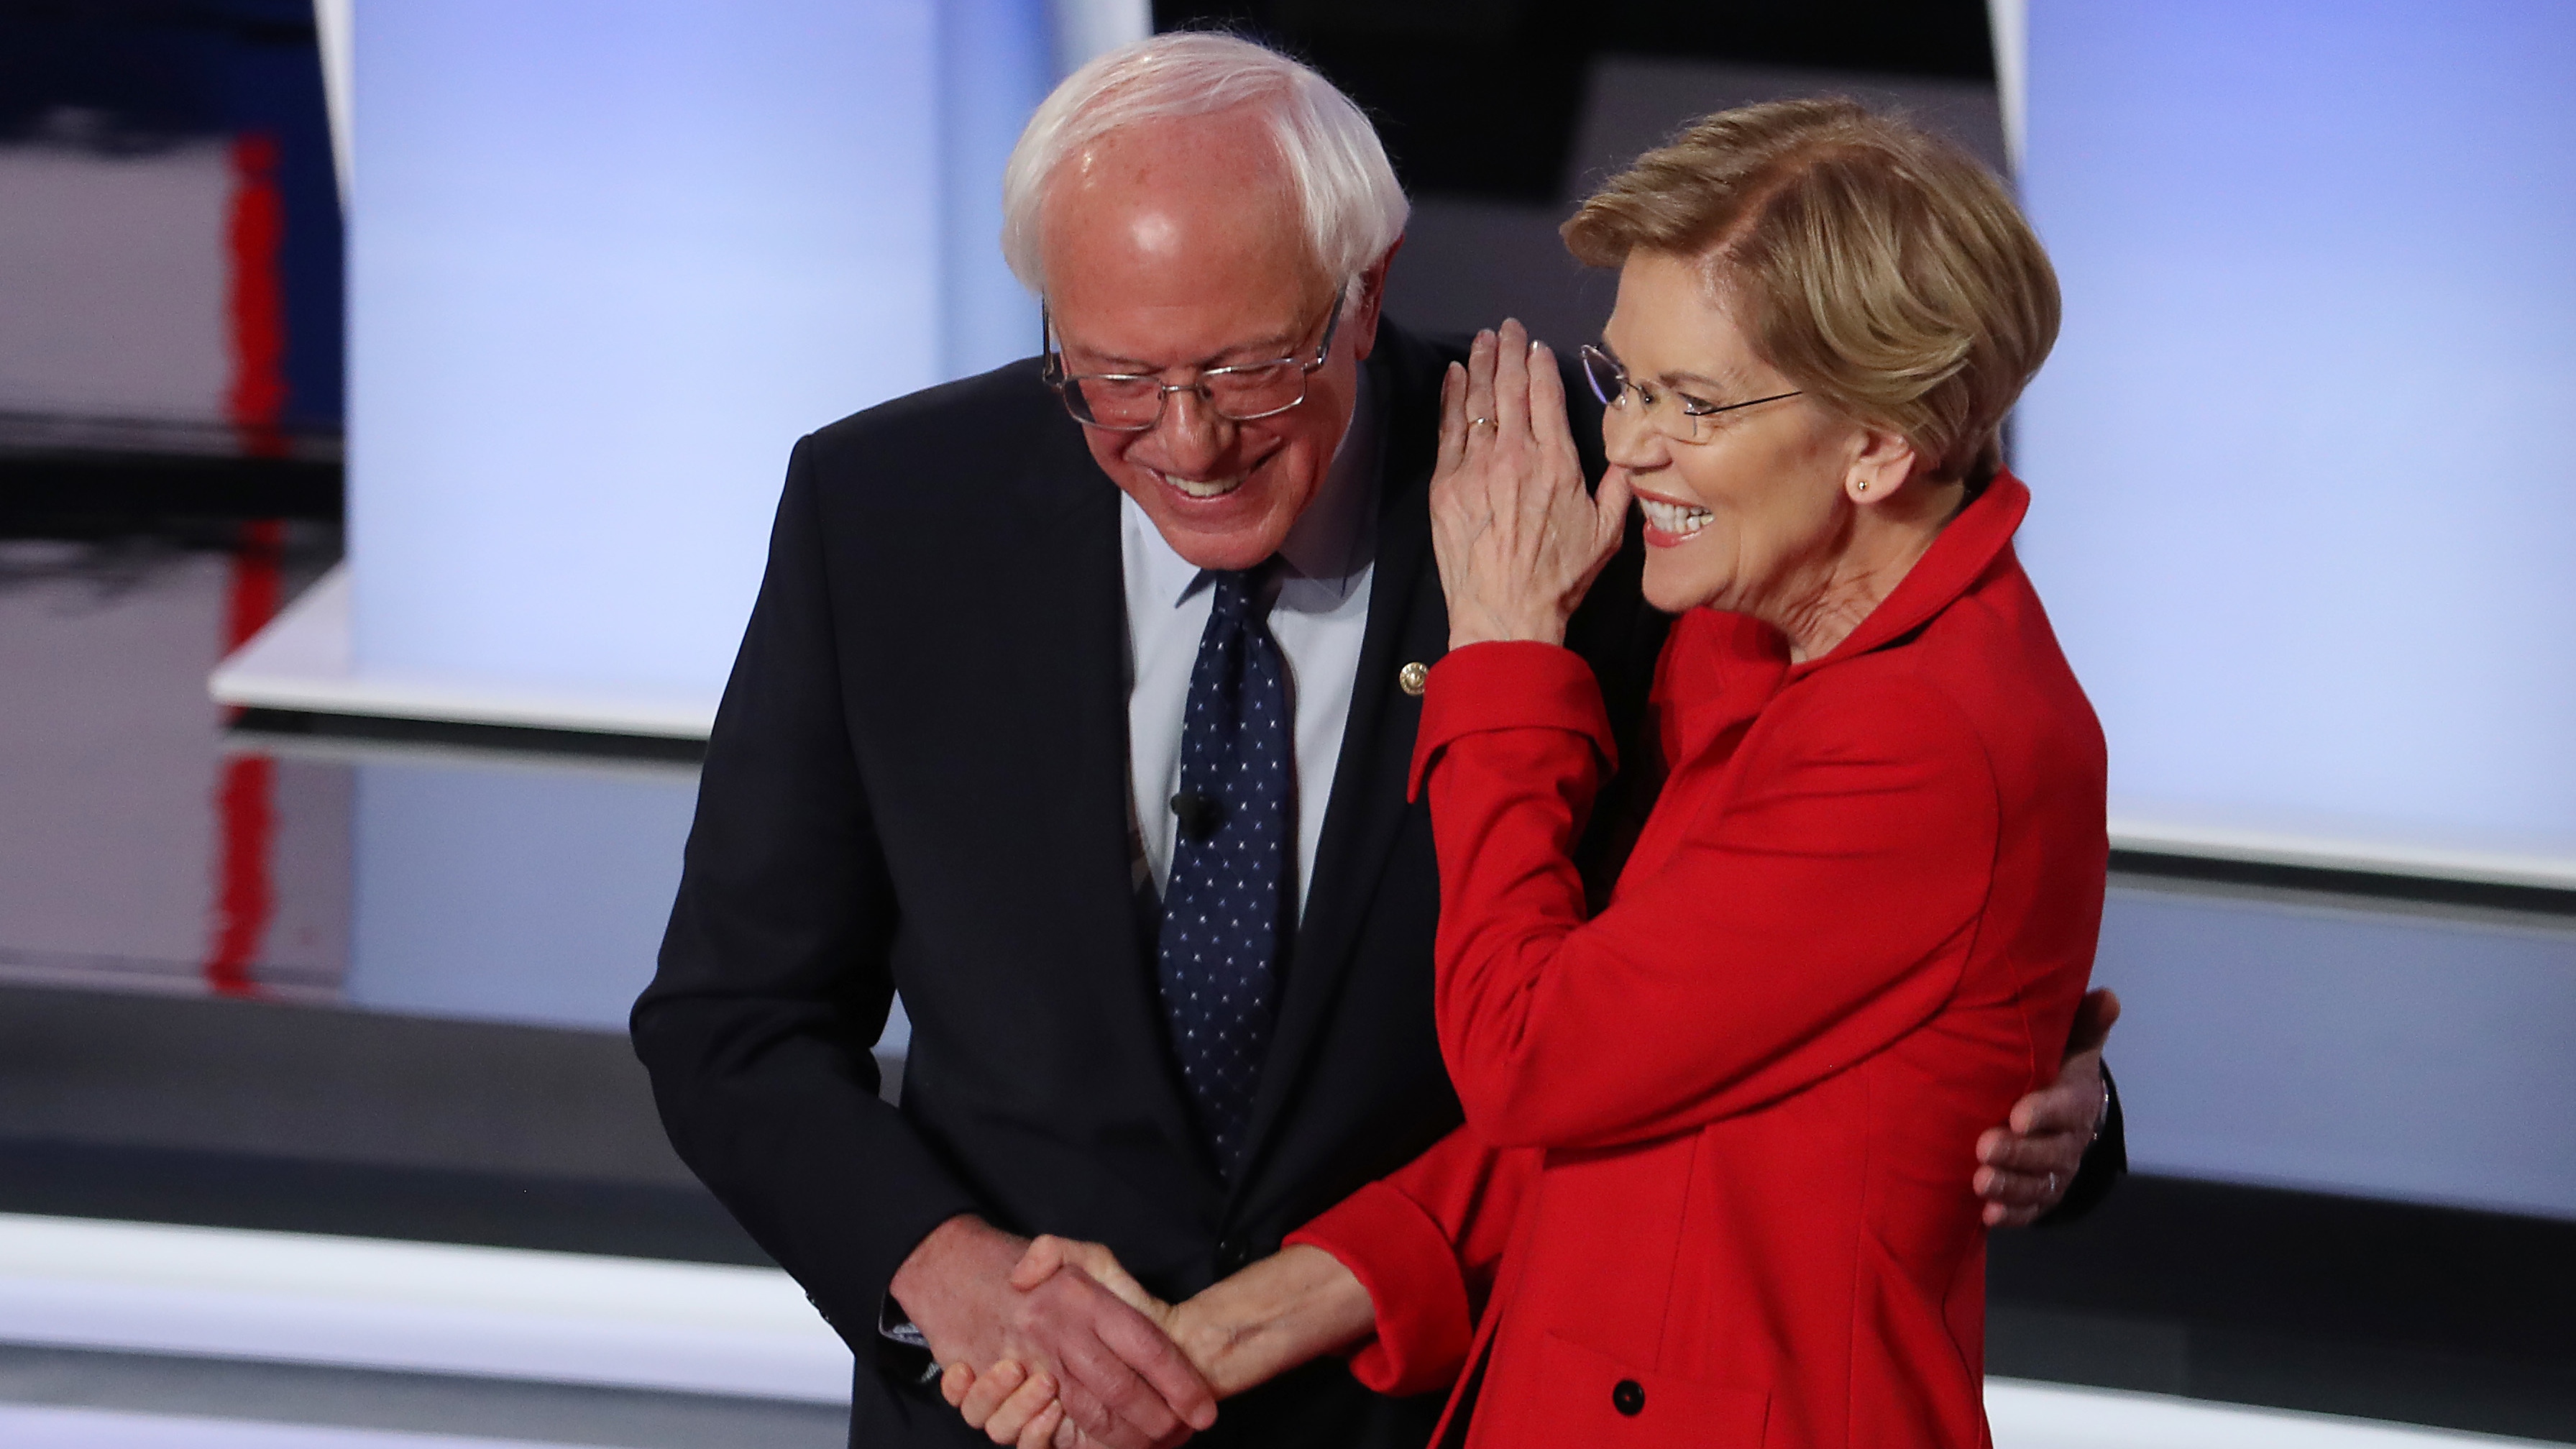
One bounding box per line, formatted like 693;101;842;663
1653;471;2031;764
1785;470;2030;682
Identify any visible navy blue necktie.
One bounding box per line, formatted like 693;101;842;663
1157;564;1293;1177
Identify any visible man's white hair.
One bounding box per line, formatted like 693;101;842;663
1000;32;1409;302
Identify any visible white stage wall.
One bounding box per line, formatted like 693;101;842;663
2014;1;2576;878
262;0;1093;731
349;0;935;719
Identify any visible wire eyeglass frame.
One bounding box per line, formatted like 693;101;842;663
1578;343;1801;442
1042;285;1349;431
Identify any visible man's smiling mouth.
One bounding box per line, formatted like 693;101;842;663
1154;470;1248;500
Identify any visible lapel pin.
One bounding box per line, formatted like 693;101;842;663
1398;662;1429;696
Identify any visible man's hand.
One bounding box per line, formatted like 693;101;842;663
943;1237;1181;1449
947;1235;1374;1449
1975;988;2121;1228
892;1217;1214;1449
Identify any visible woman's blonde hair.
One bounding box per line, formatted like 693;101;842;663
1563;98;2058;486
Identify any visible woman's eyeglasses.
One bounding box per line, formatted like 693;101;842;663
1579;344;1800;443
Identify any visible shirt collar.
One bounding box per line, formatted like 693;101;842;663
1125;359;1384;609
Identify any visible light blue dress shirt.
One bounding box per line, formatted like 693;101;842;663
1120;367;1383;923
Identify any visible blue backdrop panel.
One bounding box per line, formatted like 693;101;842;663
349;0;958;703
940;0;1052;378
2014;2;2576;863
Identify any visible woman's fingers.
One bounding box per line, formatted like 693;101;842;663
1492;319;1532;440
1032;1236;1168;1323
1014;1392;1066;1443
984;1368;1060;1447
1462;329;1500;448
1431;326;1628;649
1520;337;1580;529
1009;1235;1069;1292
1435;360;1468;483
1019;1400;1068;1449
1082;1256;1167;1323
1527;339;1577;462
1594;464;1636;555
959;1360;1027;1430
942;1361;977;1409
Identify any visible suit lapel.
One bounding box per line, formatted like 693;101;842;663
976;417;1211;1179
1232;329;1452;1189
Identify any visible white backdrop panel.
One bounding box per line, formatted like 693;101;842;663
349;0;941;701
2015;2;2576;865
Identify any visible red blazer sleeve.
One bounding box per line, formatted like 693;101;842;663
1413;641;2000;1151
1285;1128;1536;1398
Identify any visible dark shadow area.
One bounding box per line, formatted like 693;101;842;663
1;453;342;529
0;1140;766;1266
232;708;707;767
1990;1174;2576;1440
1152;1;1994;201
0;986;767;1263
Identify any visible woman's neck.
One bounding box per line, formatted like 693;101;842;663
1767;478;1966;664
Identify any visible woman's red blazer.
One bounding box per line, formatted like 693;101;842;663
1287;474;2107;1448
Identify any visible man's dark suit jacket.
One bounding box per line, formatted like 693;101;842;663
630;320;2121;1447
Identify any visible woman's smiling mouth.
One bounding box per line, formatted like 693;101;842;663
1637;492;1713;539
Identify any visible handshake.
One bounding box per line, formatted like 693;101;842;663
891;1215;1374;1449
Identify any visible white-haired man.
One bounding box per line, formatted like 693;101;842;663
633;32;2121;1449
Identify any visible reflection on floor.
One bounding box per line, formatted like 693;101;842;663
3;523;2569;1447
0;526;344;1002
0;1212;848;1448
0;1404;616;1449
1;1376;2554;1449
0;522;908;1039
0;1214;845;1399
0;1210;2552;1449
0;1358;842;1449
1984;1383;2559;1449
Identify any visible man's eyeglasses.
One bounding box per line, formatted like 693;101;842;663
1041;286;1347;431
1579;344;1800;443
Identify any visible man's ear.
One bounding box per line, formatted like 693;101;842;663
1844;425;1917;504
1346;237;1403;363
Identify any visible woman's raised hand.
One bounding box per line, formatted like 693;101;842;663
1429;319;1632;650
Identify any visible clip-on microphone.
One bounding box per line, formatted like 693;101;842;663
1170;792;1225;840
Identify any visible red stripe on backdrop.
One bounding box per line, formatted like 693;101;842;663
206;755;277;997
226;132;290;459
213;126;290;995
206;521;287;997
224;521;285;648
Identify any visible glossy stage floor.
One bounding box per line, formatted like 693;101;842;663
2;514;2570;1448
